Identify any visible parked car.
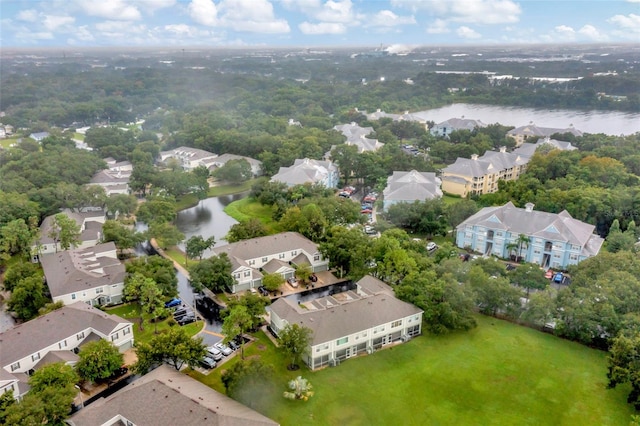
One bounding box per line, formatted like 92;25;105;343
173;307;192;318
426;242;438;251
206;345;224;361
364;225;376;235
228;340;239;351
309;273;318;282
200;356;217;369
287;276;299;288
258;285;269;296
553;272;564;283
177;314;196;326
164;298;181;308
215;342;234;356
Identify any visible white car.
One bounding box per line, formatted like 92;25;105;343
206;345;223;361
215;342;234;356
427;242;438;251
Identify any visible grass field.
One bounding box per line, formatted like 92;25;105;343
191;315;633;426
106;303;203;344
224;198;282;233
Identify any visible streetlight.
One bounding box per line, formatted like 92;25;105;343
74;385;84;409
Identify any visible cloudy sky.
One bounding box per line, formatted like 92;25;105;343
1;0;638;48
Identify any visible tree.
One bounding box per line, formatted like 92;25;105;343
261;272;284;293
75;339;124;383
0;390;15;424
125;255;178;297
105;193;138;218
132;327;206;374
8;275;49;321
319;226;371;278
188;254;233;292
278;323;313;370
2;260;40;292
48;213;81;252
213;159;252;184
508;263;549;297
185;235;216;265
283;376;314;401
102;219;143;257
226;292;268;331
221;359;276;408
225;218;268;243
147;221;184;249
294;262;312;284
4;362;79;425
135;198;176;225
222;305;253;359
467;266;522;318
607;331;640;409
0;218;36;260
396;272;477;334
516;234;531;262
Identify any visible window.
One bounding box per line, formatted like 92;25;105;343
313;255;320;261
96;287;104;294
59;340;67;349
82;292;86;297
123;327;131;336
570;254;579;261
31;353;40;362
291;251;297;256
111;333;119;342
391;320;402;328
249;260;255;266
234;273;241;279
262;257;268;262
336;337;348;346
112;284;118;288
244;270;251;277
71;293;76;300
496;231;503;237
278;253;285;259
10;362;20;372
77;332;85;340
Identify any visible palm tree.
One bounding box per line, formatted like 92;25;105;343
506;241;519;261
517;234;531;262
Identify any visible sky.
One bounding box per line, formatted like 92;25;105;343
0;0;639;48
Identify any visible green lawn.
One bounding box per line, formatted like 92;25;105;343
0;136;20;149
224;198;282;233
191;316;633;425
105;303;203;344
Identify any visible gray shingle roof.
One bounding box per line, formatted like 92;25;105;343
211;232;320;262
441;149;528;178
457;202;604;251
270;275;422;346
507;124;583;138
434;117;486;131
270;158;337;187
0;302;130;368
383;170;442;203
67;365;279;426
40;242;125;298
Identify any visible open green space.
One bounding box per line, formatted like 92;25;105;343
224;198;282;233
0;136;20;149
174;179;258;211
105;303;203;344
191;315;633;426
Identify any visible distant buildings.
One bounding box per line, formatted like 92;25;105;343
269;275;423;370
159;146;218;171
456;202;604;269
506;123;583;146
209;232;329;293
270;158;339;188
440;147;530;197
40;242;125;306
382;170;442;211
512;137;578;157
89;158;132;196
28;131;50;142
332;122;384;153
0;302;133;400
207;153;263;177
430;117;486;138
34;208;106;257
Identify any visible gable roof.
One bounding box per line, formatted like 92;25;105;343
67;365;278;426
507;124;583;138
383;170;442;202
40;242;125;298
433;117;486;131
457;202;604;252
0;302;130;368
441;149;528;178
270;275;422;346
210;232;320;262
270;158;337;187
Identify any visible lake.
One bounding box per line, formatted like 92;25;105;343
412;103;640;135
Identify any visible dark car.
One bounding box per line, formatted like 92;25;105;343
310;273;318;282
177;314;196;325
228;340;239;351
164;298;181;308
200;356;217;369
258;286;269;296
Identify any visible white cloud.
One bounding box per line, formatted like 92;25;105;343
456;26;481;39
393;0;521;24
188;0;218;26
426;19;450;34
554;24;576;39
608;13;640;30
578;25;608;41
299;21;346;34
218;0;290;33
75;25;95;41
77;0;141;21
95;20;145;33
142;0;177;12
280;0;322;10
366;10;415;28
16;9;38;22
15;31;54;42
315;0;356;23
43;15;75;31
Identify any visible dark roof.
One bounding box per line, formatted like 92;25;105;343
67;365;279;426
